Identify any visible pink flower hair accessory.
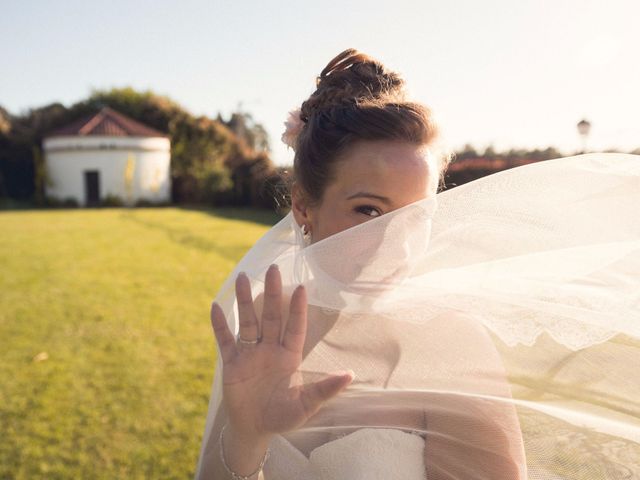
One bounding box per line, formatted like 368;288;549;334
281;108;305;150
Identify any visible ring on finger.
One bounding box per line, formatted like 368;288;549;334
236;332;261;345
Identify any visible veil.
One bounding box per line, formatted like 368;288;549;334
195;152;640;480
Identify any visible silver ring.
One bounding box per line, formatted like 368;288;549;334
236;332;261;345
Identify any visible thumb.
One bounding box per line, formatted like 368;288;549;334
300;370;354;417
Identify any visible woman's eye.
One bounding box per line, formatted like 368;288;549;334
355;205;382;217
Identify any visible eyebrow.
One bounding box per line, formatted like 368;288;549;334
346;192;392;205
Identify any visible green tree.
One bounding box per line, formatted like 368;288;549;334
220;111;270;153
0;88;277;208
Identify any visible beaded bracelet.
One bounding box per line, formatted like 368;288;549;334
219;423;270;480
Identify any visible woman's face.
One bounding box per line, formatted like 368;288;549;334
292;140;438;244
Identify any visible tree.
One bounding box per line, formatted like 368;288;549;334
0;88;277;207
455;144;479;161
220;111;270;153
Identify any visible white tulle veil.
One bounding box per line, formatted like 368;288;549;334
196;152;640;479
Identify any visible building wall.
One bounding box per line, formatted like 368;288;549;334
43;136;171;206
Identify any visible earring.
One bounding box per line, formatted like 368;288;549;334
302;224;312;246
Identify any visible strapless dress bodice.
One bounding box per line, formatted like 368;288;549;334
265;428;426;480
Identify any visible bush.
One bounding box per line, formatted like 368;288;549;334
0;197;34;210
43;195;63;208
62;197;79;208
134;198;171;207
100;194;124;207
42;196;79;208
200;167;233;204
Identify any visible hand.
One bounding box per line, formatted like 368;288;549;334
210;264;354;442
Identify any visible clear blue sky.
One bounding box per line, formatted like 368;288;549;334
2;0;639;165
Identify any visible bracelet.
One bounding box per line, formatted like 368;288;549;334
219;423;270;480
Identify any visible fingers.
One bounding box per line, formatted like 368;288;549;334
260;264;283;344
300;371;354;418
236;272;260;342
282;285;307;354
210;301;238;364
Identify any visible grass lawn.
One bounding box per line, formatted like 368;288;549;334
0;206;280;479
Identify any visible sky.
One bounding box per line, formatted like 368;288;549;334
2;0;639;165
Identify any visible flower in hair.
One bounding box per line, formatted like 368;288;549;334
281;108;305;150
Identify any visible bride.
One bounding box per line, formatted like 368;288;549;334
195;49;640;480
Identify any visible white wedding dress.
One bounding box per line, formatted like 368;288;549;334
264;428;426;480
195;154;640;480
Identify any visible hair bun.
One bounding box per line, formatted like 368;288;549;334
300;48;406;121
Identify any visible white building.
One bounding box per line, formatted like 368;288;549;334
43;107;171;206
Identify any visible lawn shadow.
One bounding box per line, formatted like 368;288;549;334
0;199;286;227
118;206;284;257
0;199;45;211
178;205;285;227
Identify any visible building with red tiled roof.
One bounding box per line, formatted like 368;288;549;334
43;107;171;206
47;106;167;138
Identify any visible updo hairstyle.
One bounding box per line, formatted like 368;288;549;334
289;48;452;204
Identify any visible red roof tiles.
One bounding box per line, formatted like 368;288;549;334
46;107;167;138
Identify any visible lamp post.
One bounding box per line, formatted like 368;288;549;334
577;119;591;154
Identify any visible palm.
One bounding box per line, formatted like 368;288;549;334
222;344;310;434
210;265;353;439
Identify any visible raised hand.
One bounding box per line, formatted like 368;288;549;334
210;264;354;442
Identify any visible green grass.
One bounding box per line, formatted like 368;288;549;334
0;206;279;479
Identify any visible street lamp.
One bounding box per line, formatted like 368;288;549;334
577;119;591;154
